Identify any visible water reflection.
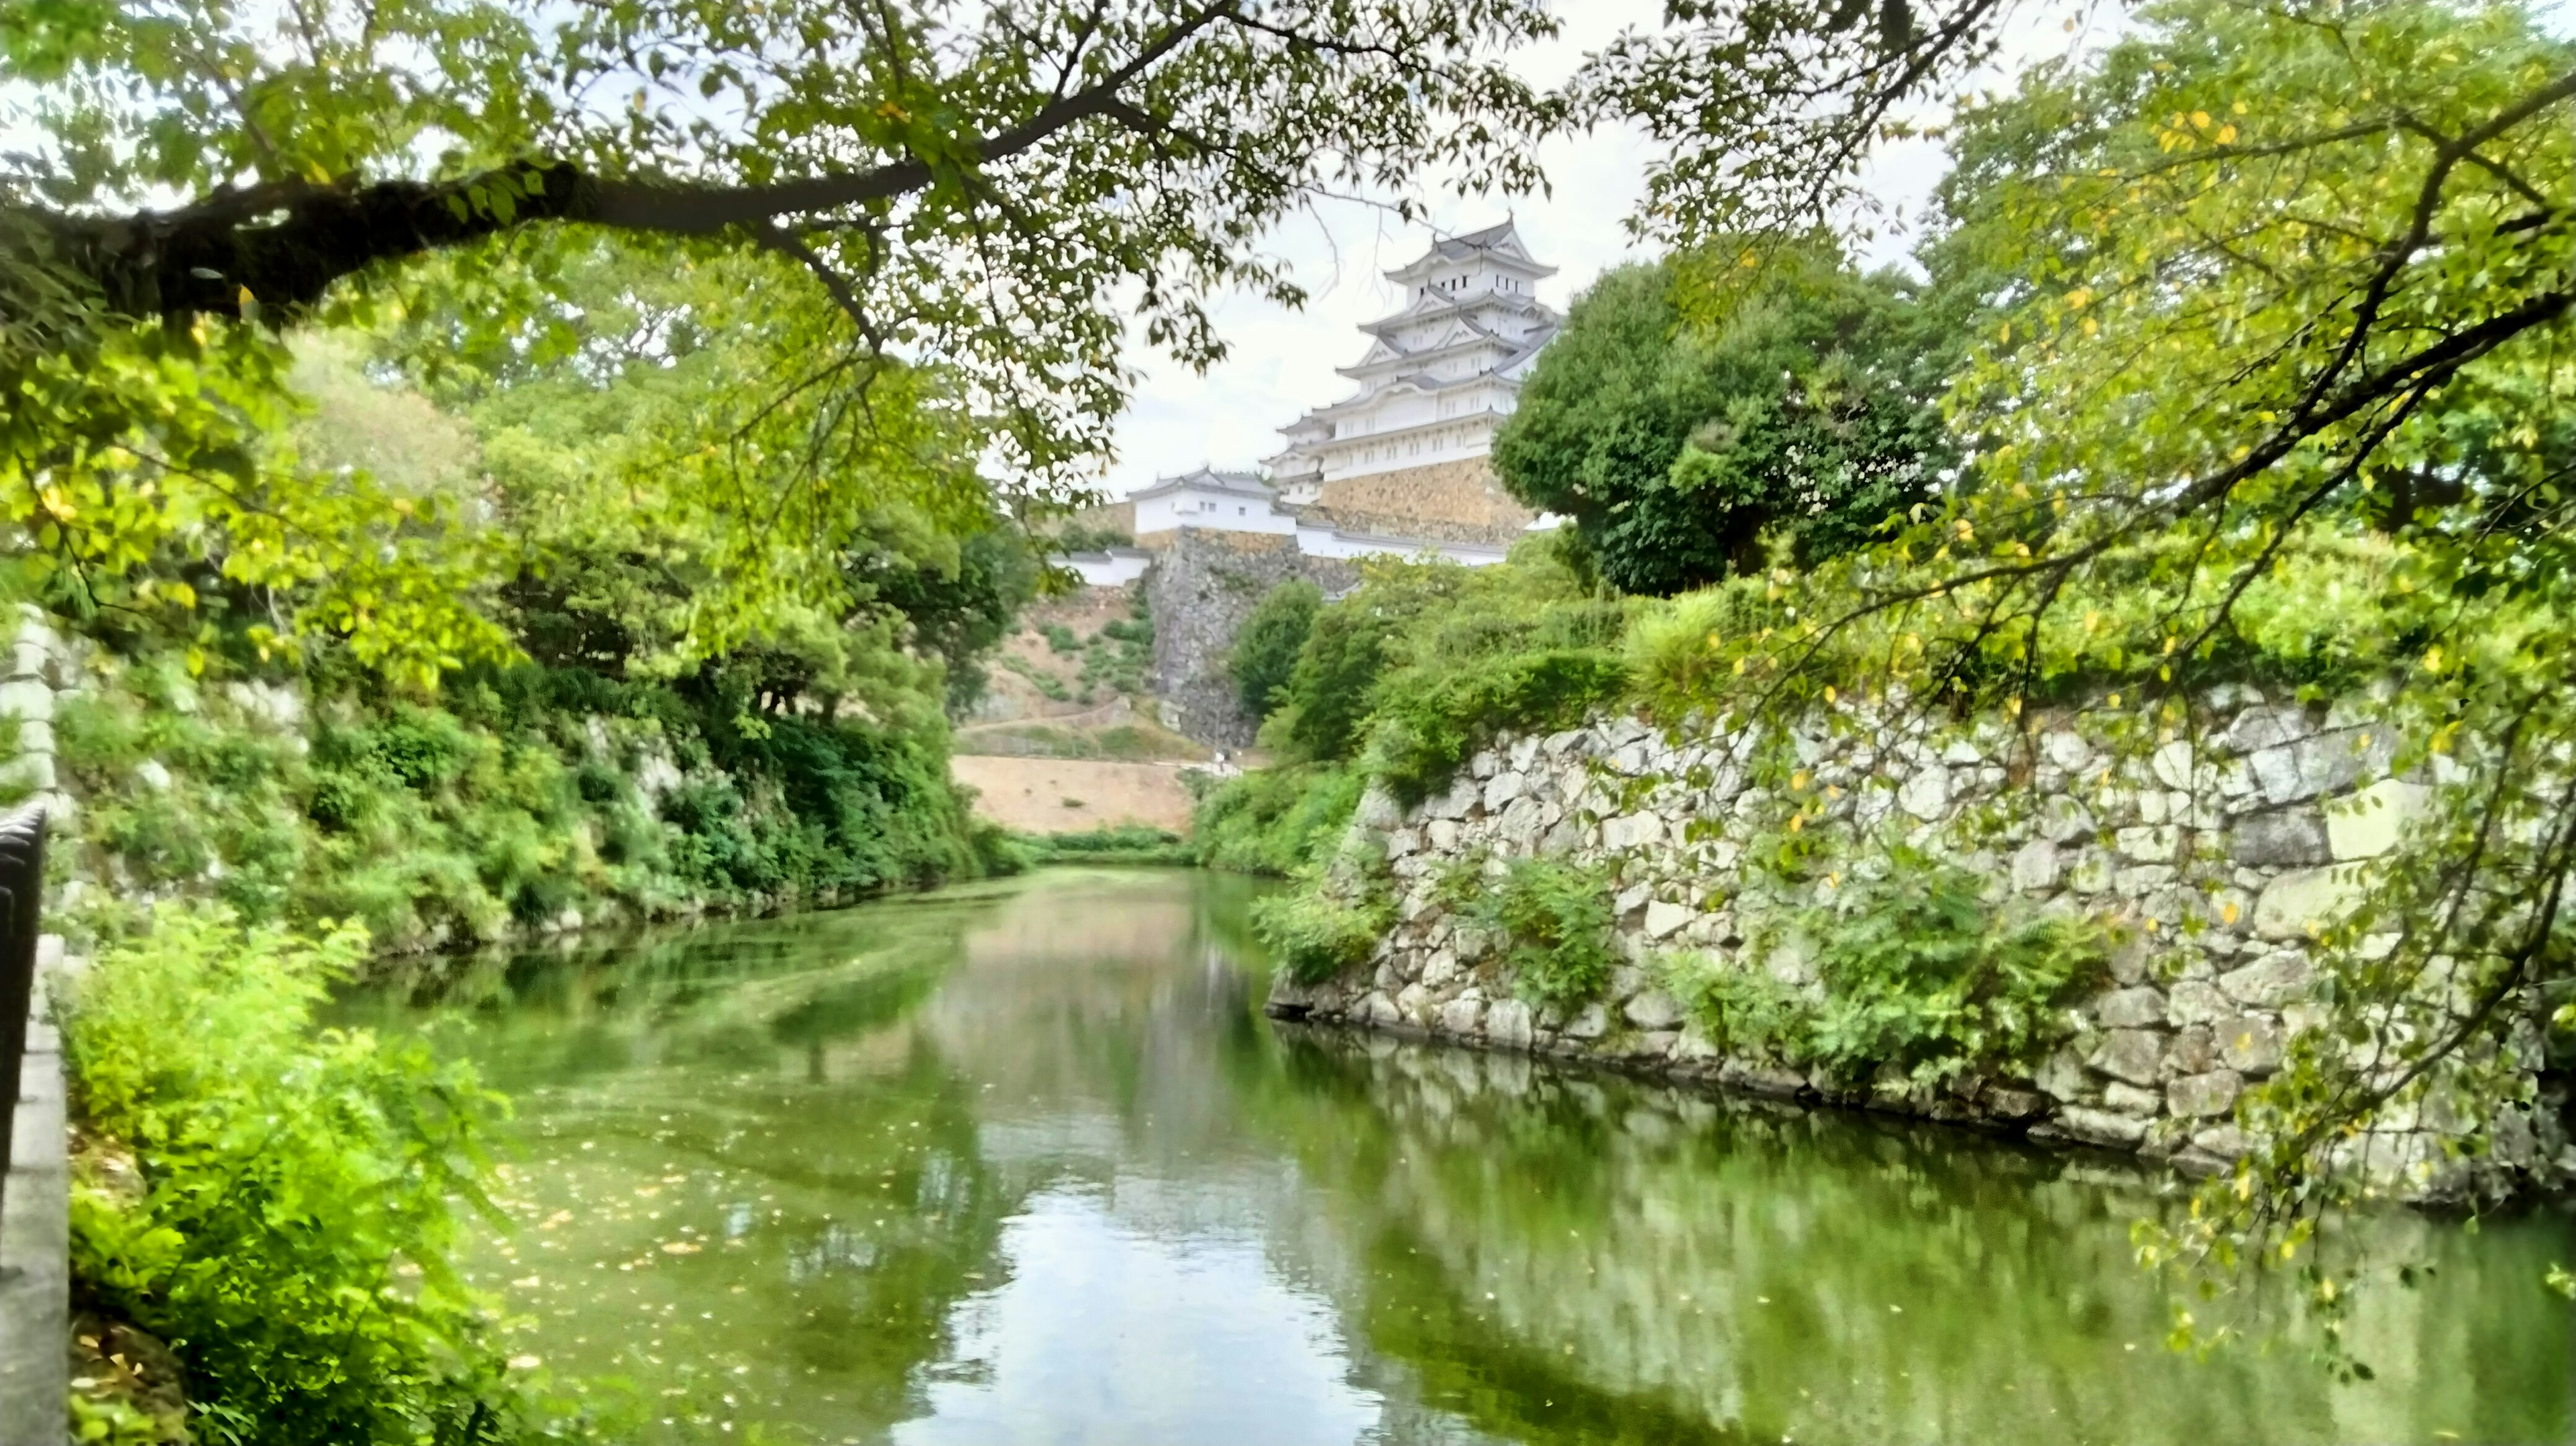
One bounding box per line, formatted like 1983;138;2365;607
354;869;2575;1445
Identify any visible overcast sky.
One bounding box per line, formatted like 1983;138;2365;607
1095;0;2103;499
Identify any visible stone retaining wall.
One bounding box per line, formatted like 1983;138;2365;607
1267;692;2575;1194
1145;530;1355;746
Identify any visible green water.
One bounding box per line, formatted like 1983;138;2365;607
358;867;2576;1445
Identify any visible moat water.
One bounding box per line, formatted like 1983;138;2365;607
355;868;2576;1445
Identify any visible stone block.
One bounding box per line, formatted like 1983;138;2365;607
2067;850;2114;895
2041;729;2092;774
2090;1028;2166;1086
2221;704;2310;755
0;752;54;793
2104;1081;2163;1116
1436;996;1485;1036
1644;899;1691;940
1672;1025;1723;1064
1354;787;1404;831
2010;838;2063;892
1483;771;1527;813
2040;793;2102;840
2112;863;2176;898
2167;1069;2243;1119
2165;1023;2216;1076
1395;982;1432;1019
2095;986;2168;1030
2092;923;2149;981
2253;868;2359;940
2250;729;2390;806
2192;1125;2253;1160
1426;818;1462;851
1623;987;1685;1031
1983;1087;2049;1121
2229;808;2330;867
2114;826;2180;863
1486;999;1534;1049
1424;781;1477;820
2165;978;2229;1027
1897;767;1951;820
1564;1003;1610;1040
0;677;52;722
1722;1062;1809;1098
2219;952;2314;1009
1602;813;1664;850
2215;1015;2285;1074
2057;1107;2150;1148
2151;740;2197;791
2326;779;2430;861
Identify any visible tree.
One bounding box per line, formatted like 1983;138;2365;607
1;0;1558;683
1646;0;2576;1339
1494;251;1954;595
1232;578;1322;720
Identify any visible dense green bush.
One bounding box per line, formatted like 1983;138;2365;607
1361;648;1629;804
56;651;998;952
1442;855;1619;1010
1229;579;1322;720
1668;855;2107;1087
1269;599;1395;761
1260;543;1629;787
60;907;547;1445
1191;765;1362;877
1249;885;1394;985
1016;824;1195;866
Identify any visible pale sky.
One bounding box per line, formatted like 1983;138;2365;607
1097;0;2105;499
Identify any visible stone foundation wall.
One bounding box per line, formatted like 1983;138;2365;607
1145;530;1355;746
1314;457;1533;547
1268;694;2575;1194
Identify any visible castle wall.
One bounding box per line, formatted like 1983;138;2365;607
1314;457;1533;547
1267;699;2574;1201
1144;531;1355;747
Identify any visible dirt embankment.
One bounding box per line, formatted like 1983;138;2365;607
950;756;1198;834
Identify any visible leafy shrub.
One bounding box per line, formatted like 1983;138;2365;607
57;650;998;951
1444;856;1619;1009
1361;648;1628;804
1230;579;1322;720
61;907;527;1444
1270;601;1393;759
1670;854;2107;1086
1017;824;1195;865
1042;622;1081;653
1250;886;1393;985
1192;765;1361;877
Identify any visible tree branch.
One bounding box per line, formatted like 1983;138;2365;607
9;0;1242;325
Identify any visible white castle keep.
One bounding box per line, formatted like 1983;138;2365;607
1061;222;1561;583
1267;219;1560;506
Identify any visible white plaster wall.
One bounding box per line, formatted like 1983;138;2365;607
1134;488;1295;536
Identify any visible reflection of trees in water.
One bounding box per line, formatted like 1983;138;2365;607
360;871;2571;1445
1242;1030;2575;1446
